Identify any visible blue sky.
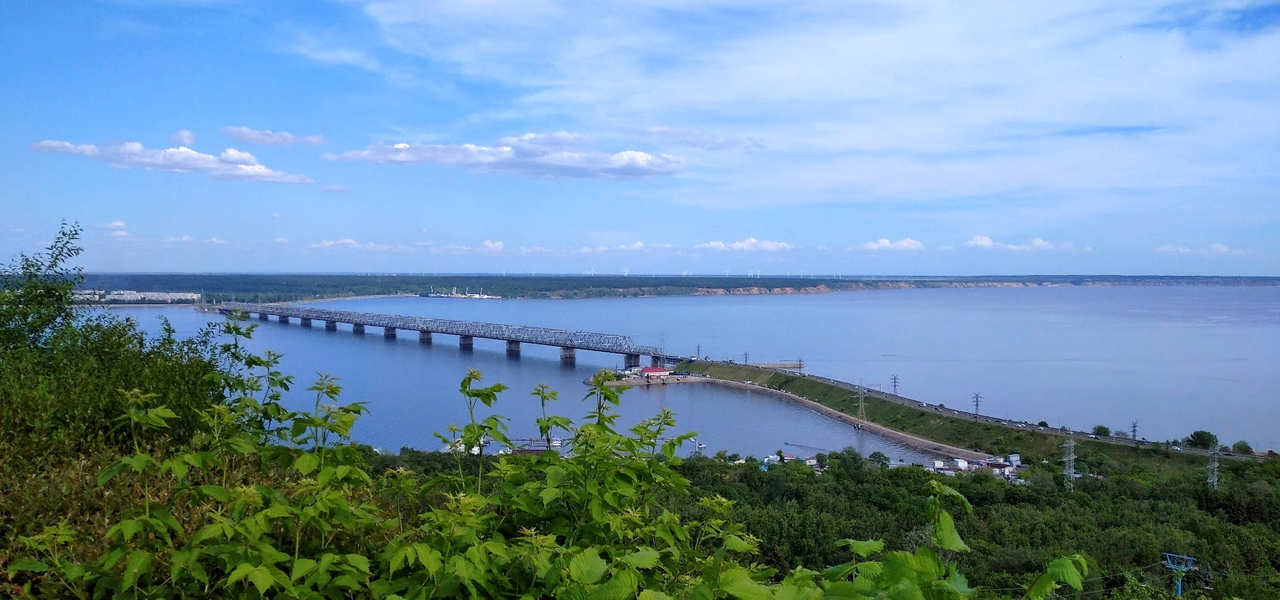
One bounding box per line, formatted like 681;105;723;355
2;1;1278;275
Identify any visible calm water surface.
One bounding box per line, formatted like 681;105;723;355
120;286;1280;458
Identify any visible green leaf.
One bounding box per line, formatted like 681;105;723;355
291;558;317;582
97;462;125;486
620;549;660;569
540;487;563;506
718;568;771;600
821;581;862;599
932;510;970;552
6;558;50;575
637;591;672;600
248;565;275;595
569;548;607;584
198;485;230;502
1044;556;1084;591
294;453;320;476
346;553;371;574
121;550;153;591
228;562;255;584
723;534;754;553
836;539;884;558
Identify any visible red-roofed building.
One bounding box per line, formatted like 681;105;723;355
639;366;670;380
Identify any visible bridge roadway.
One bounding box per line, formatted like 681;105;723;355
215;302;682;367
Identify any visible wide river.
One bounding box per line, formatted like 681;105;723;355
119;285;1280;460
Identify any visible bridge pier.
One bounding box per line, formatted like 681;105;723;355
458;335;474;351
300;318;312;328
651;356;663;367
353;324;365;335
279;315;290;324
560;347;576;365
624;353;641;369
384;327;397;339
258;312;269;321
506;340;521;357
325;320;337;331
419;331;432;344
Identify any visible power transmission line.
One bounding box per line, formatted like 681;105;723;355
890;374;900;395
972;392;982;414
858;387;867;421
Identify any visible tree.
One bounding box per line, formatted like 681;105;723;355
1092;425;1110;437
868;451;890;469
1186;430;1219;450
1037;421;1049;427
0;220;83;351
1232;440;1254;454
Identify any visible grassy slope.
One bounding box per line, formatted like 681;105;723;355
680;361;1206;476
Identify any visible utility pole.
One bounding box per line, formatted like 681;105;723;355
1208;452;1220;490
743;352;749;365
797;358;803;374
972;392;983;415
1062;438;1077;493
1131;420;1140;446
890;374;900;395
858;387;867;421
695;343;701;359
1163;553;1197;597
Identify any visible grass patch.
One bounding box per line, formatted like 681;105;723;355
678;361;1205;476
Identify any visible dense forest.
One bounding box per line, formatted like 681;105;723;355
4;224;1278;598
79;272;1280;303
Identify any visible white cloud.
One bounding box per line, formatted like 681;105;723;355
616;241;645;250
209;237;227;245
323;0;1280;215
220;126;327;146
321;184;350;193
325;132;683;179
271;213;285;219
578;245;610;254
164;235;196;243
480;239;504;253
695;237;793;252
965;235;1067;251
33;140;98;156
169;130;196;146
274;237;290;244
110;230;129;238
1158;243;1249;256
861;238;924;251
100;220;127;230
310;238;398;251
33;139;313;184
518;246;551;255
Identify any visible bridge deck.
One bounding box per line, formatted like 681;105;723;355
217;302;674;359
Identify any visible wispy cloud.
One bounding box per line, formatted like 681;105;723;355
110;230;130;238
310;238;398;251
98;220;127;230
34;140;313;184
965;236;1069;251
861;238;924;251
695;237;793;252
221;126;327;146
640;126;762;150
325;131;683;179
480;239;504;253
321;184;349;193
169;129;196;146
1158;243;1249;256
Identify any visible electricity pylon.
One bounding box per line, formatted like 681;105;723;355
1062;438;1077;493
890;374;900;395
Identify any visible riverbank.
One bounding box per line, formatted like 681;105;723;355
677;361;1219;475
613;375;986;460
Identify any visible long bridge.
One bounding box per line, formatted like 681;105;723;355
214;302;683;367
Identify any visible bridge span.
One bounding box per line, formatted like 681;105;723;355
215;302;684;367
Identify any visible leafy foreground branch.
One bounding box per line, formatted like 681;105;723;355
6;312;1090;599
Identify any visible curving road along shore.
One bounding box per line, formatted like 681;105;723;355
609;376;988;461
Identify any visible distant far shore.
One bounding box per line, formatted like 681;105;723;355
78;273;1280;304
